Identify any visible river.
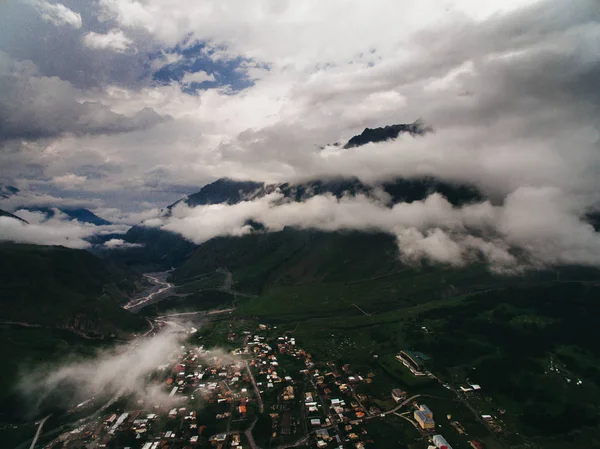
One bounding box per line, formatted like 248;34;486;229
123;271;174;313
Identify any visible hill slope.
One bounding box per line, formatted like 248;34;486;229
0;243;145;336
0;209;28;223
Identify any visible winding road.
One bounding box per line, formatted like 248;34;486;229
28;414;51;449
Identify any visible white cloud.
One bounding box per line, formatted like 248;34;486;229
83;29;133;53
180;70;216;85
26;0;82;29
93;207;162;225
97;0;541;70
52;173;87;188
21;328;187;411
0;209;130;249
0;189;102;212
149;187;600;272
2;0;600;273
103;238;143;249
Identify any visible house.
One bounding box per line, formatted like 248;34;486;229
432;434;453;449
414;410;435;430
392;389;406;402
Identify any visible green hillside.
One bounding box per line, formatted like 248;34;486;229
0;242;145;336
166;229;600;447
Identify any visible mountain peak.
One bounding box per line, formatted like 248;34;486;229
172;178;265;209
0;209;28;224
344;120;431;149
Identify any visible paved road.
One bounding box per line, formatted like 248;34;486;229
378;394;421;417
245;361;264;413
156;308;235;319
141;318;155;337
28;414;52;449
244;417;260;449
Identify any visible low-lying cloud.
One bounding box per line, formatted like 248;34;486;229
19;325;246;417
21;327;187;413
147;186;600;272
0;209;129;249
103;238;143;249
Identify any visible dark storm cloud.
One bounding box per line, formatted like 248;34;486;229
0;53;168;141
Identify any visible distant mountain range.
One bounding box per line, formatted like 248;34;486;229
116;122;482;270
0;184;111;225
25;206;111;225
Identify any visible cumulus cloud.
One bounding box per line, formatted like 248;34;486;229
26;0;82;29
180;70;216;85
83;29;133;53
1;0;600;273
0;52;166;141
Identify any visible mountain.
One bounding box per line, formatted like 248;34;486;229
0;184;19;199
343;120;430;148
118;174;483;271
115;123;481;270
112;225;197;271
117;174;482;271
173;178;265;208
25;206;111;225
0;209;28;223
0;184;111;225
0;242;145;336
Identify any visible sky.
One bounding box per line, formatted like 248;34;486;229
0;0;599;269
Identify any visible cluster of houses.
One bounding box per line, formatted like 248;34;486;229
47;341;259;449
44;322;487;449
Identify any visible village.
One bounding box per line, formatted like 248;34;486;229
41;322;493;449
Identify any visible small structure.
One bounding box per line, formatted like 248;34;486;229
392;389;406;403
396;350;430;376
414;404;435;430
415;410;435;429
432;434;453;449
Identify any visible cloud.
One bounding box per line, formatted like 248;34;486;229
1;0;599;274
0;52;167;141
0;189;103;212
83;29;133;53
103;238;143;249
20;327;187;412
93;207;162;225
18;326;246;415
149;188;600;272
26;0;82;29
0;208;130;249
180;70;216;85
52;173;88;188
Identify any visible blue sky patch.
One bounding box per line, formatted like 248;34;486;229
150;41;262;93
